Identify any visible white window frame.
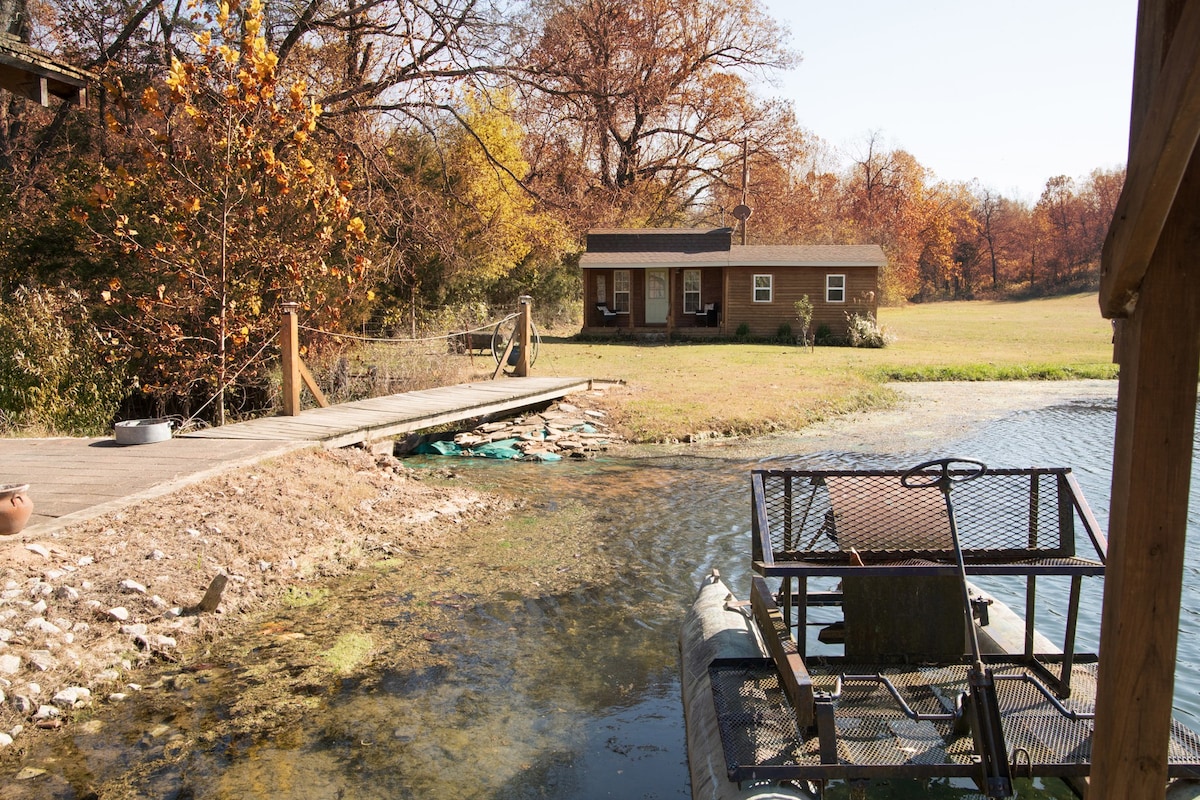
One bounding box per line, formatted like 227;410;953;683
613;270;631;313
826;274;846;303
753;274;773;303
683;270;701;314
596;274;606;304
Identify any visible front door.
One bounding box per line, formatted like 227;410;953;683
646;269;668;324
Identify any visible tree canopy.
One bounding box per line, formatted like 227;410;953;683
0;0;1126;429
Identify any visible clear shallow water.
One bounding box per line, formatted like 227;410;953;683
13;393;1200;799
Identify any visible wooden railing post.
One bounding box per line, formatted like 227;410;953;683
515;295;532;377
280;301;301;416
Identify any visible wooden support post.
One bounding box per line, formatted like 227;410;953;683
515;295;532;377
1090;159;1200;798
280;301;301;416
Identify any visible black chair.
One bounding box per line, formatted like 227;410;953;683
596;303;618;326
706;302;720;327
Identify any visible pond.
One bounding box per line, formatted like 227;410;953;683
10;388;1200;799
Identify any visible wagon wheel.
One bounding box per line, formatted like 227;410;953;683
490;318;540;369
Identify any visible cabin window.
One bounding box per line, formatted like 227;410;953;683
753;274;773;303
826;274;846;303
613;270;630;313
596;274;606;304
683;270;701;313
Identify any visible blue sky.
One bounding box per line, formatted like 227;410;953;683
756;0;1138;201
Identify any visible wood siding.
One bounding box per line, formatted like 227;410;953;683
723;266;879;338
585;264;879;335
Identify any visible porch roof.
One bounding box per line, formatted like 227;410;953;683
579;243;886;270
0;33;95;106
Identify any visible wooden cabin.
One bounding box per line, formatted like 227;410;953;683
579;227;885;339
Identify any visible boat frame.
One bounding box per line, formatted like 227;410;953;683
702;465;1200;792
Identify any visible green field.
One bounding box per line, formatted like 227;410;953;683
536;293;1117;442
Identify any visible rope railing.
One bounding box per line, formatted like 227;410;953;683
278;297;534;416
297;313;519;345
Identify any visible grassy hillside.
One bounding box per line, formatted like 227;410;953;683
536;293;1117;441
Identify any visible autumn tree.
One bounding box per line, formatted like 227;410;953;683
511;0;796;227
84;0;374;423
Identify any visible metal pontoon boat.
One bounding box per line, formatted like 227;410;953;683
680;459;1200;799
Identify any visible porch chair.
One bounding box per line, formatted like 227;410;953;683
595;303;618;326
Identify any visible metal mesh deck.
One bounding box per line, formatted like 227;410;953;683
751;468;1106;572
709;657;1200;783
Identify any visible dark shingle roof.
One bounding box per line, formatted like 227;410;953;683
580;242;886;269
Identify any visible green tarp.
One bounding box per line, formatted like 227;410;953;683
414;437;563;462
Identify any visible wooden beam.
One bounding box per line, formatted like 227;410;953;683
1099;0;1200;318
750;575;814;729
515;296;531;377
297;358;329;408
1090;148;1200;798
279;302;301;416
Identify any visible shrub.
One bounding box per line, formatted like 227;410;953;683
846;312;890;348
814;323;833;344
793;296;813;344
776;322;793;342
0;286;128;434
735;322;751;338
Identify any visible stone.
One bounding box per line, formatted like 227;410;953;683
71;622;89;634
148;550;165;561
0;629;11;643
52;687;90;708
25;651;52;671
33;704;60;719
107;692;128;702
137;633;177;651
120;623;148;637
29;599;47;615
96;669;120;683
0;732;12;747
77;556;94;566
25;682;40;696
119;579;147;594
0;655;19;675
11;694;33;714
53;586;80;602
24;544;50;559
148;595;169;609
44;569;67;581
106;607;130;622
24;618;62;636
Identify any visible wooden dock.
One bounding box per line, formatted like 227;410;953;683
183;376;599;448
4;376;602;535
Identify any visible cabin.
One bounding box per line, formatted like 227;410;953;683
579;227;885;339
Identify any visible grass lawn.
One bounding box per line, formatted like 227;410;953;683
535;293;1117;441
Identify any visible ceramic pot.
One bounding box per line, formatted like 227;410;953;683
0;484;32;536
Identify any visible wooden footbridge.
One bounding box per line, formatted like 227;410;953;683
3;375;606;536
185;376;601;448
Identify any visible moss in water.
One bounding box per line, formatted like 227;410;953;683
322;632;374;674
